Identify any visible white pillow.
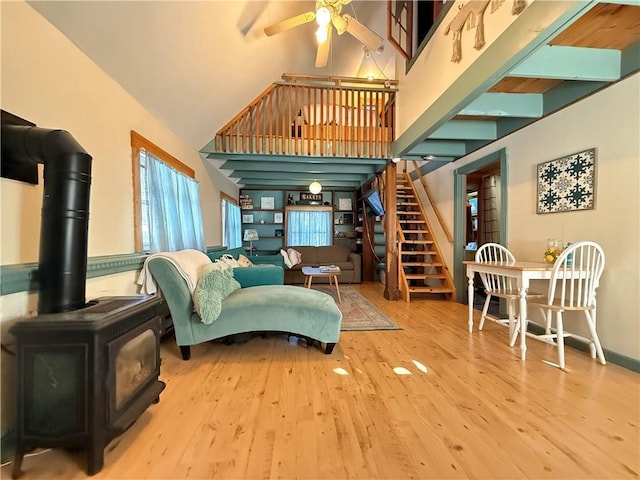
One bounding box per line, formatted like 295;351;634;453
237;254;253;267
280;249;293;269
219;254;240;268
287;248;302;267
199;259;230;276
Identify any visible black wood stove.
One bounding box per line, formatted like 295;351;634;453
2;119;168;476
10;295;166;477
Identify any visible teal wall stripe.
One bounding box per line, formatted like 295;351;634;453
0;246;225;296
0;263;40;296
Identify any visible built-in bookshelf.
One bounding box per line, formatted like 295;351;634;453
239;189;285;255
239;188;357;253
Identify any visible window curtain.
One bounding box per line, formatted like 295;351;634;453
479;175;500;245
287;210;332;246
223;200;241;249
144;151;206;252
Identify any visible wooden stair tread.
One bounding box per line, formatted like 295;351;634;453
401;250;437;257
402;262;444;268
404;272;447;279
407;286;455;293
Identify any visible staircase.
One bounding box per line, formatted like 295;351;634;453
396;172;455;302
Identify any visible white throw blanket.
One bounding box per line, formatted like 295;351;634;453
137;249;211;295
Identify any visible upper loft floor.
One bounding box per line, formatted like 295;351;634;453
201;74;399;190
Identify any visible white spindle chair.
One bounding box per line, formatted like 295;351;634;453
528;241;606;369
475;243;542;345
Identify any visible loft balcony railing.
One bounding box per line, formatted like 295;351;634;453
214;74;398;159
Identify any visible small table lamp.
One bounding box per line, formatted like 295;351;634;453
243;229;259;255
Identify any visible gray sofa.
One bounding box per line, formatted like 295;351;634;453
284;245;361;284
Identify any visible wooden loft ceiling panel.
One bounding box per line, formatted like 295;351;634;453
550;3;640;50
488;3;640;96
489;77;563;94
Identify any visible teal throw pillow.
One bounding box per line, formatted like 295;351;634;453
194;268;241;324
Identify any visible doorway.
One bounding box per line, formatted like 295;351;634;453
453;148;509;305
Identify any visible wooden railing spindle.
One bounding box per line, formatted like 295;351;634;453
213;78;397;159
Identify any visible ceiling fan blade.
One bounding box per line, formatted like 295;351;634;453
343;14;383;51
264;11;316;36
315;26;332;68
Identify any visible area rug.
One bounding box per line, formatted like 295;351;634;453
314;286;402;331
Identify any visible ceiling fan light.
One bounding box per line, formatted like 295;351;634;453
309;181;322;194
316;7;331;27
315;26;328;43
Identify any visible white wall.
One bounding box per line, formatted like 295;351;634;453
423;73;640;361
0;1;238;435
1;1;238;265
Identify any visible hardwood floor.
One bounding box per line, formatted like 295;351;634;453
3;282;639;479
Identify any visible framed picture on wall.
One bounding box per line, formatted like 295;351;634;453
261;197;275;210
338;198;352;211
274;212;283;223
242;214;254;223
536;148;596;214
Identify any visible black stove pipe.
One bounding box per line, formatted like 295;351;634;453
2;125;92;314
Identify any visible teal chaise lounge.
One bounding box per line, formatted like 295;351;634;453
147;254;342;360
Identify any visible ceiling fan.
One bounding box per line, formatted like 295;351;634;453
264;0;383;68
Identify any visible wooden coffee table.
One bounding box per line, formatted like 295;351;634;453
302;266;342;304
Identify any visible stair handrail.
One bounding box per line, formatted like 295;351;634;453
411;160;453;243
396;218;409;300
217;83;279;136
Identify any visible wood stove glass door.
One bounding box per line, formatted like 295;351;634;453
111;328;157;412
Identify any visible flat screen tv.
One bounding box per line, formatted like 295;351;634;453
363;188;384;217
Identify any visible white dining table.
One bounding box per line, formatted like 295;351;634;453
464;261;556;361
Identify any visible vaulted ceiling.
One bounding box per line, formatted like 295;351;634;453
29;1;639;190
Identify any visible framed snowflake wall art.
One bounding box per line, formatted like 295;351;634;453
536;148;596;214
